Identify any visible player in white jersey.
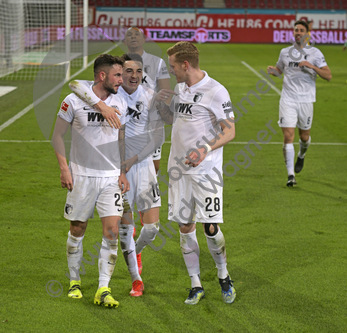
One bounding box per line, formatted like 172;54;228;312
68;53;164;297
52;54;129;308
123;27;171;173
155;42;236;305
267;20;331;187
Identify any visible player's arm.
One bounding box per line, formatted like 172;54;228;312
69;80;121;128
136;116;165;164
267;65;282;76
298;62;332;81
52;116;73;190
158;78;172;104
154;89;176;125
118;124;130;194
267;50;284;77
186;88;236;167
186;117;235;168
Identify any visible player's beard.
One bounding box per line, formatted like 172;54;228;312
104;78;118;94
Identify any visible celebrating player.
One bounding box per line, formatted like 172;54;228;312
123;26;171;173
123;27;172;271
155;41;236;305
52;54;129;307
267;20;332;186
69;53;164;297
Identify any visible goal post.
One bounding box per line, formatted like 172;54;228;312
0;0;88;81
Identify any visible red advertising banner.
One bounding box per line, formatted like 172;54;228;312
196;14;296;29
23;26;347;47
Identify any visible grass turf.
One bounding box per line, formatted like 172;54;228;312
0;43;346;333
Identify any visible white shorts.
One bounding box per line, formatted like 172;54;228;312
64;175;123;222
278;99;313;130
168;173;223;224
152;146;162;161
124;160;161;213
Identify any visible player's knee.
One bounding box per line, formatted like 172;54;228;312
179;223;195;234
70;224;86;238
204;223;218;237
300;133;310;142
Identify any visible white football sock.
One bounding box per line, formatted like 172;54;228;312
205;229;228;280
283;143;295;176
180;229;201;288
66;231;84;281
98;236;118;289
298;136;311;158
135;222;159;254
119;224;141;282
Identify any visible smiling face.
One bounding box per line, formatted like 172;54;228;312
294;24;308;45
168;54;187;84
122;60;143;94
123;28;145;53
103;64;123;94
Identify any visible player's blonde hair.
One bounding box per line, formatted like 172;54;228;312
167;42;199;69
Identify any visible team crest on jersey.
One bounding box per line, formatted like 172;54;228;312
193;92;204;103
144;65;150;74
136;101;144;112
65;204;73;215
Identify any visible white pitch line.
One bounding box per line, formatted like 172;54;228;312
241;61;282;96
0;140;51;143
0;42;121;133
0;140;346;146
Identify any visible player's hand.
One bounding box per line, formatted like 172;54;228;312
60;169;73;190
96;102;121;129
299;61;313;69
155;89;177;102
185;147;208;168
267;66;278;75
122;155;138;173
119;173;130;194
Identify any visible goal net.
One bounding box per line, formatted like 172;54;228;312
0;0;85;80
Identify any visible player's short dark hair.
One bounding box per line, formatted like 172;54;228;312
121;53;143;65
294;20;309;32
93;54;124;77
167;42;199;69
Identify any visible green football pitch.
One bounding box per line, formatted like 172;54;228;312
0;43;346;333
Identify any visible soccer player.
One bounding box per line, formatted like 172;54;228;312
123;26;171;174
52;54;129;308
155;41;236;305
123;27;171;272
69;53;164;297
342;38;347;51
267;20;332;187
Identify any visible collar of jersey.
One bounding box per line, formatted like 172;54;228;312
183;71;209;94
119;85;141;101
91;82;112;104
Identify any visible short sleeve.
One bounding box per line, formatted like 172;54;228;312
276;49;285;72
314;49;328;68
69;80;101;106
57;94;75;123
209;86;234;120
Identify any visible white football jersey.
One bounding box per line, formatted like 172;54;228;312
118;85;163;161
57;88;128;177
276;45;327;103
141;51;170;92
168;71;234;175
